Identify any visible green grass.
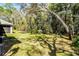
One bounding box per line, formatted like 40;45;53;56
5;32;53;56
4;31;77;56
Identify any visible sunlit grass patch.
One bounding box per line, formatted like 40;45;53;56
5;31;75;56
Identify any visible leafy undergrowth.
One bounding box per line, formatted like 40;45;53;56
3;32;79;56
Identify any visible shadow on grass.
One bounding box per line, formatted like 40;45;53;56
36;36;57;56
0;24;21;56
9;47;20;56
60;35;69;40
3;36;21;56
36;35;79;56
43;38;57;56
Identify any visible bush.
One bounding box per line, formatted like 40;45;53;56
73;36;79;47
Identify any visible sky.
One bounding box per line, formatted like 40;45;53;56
0;3;21;10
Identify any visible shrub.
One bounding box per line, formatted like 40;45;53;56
73;36;79;47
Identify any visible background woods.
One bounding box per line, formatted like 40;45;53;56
0;3;79;35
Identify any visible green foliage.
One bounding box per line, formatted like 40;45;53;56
0;4;14;15
0;6;4;12
73;36;79;47
0;3;79;35
4;9;12;15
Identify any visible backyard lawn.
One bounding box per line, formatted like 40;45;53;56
3;31;78;56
